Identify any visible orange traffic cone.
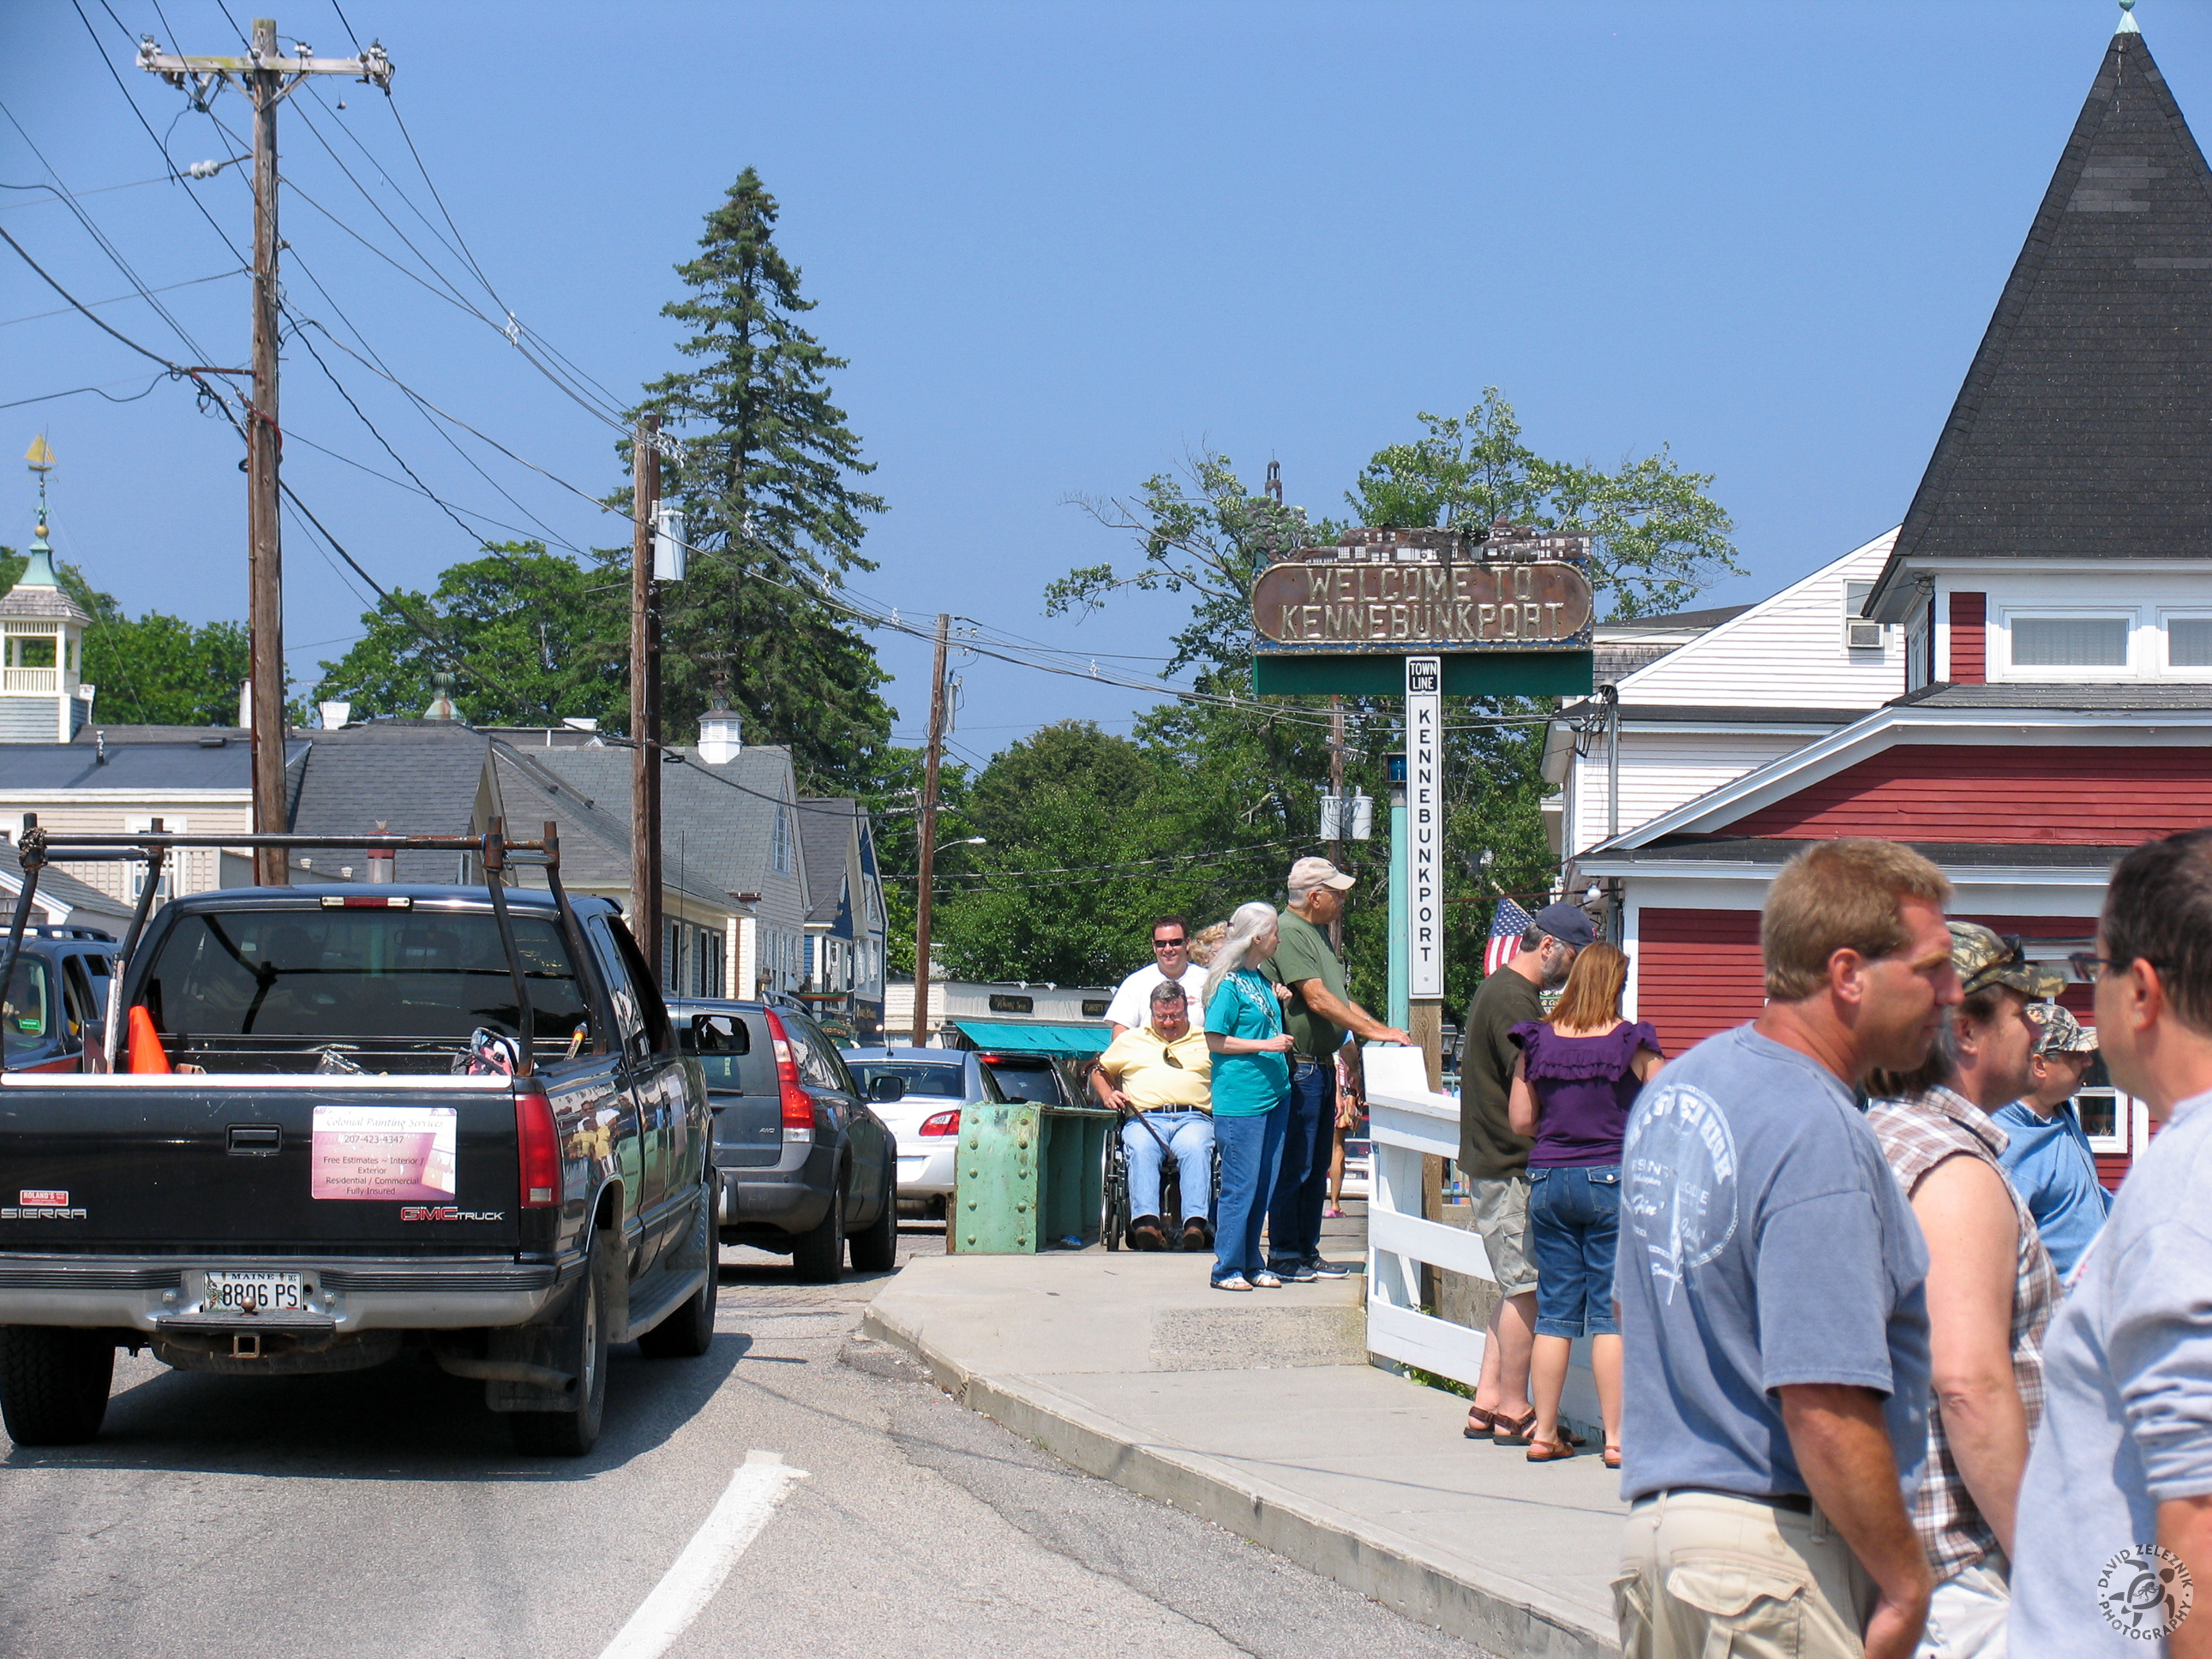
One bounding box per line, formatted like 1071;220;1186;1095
127;1005;171;1074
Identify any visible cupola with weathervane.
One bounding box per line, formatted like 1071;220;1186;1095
2;437;94;742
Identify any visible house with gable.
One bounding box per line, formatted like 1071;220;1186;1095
798;794;888;1039
1576;12;2212;1180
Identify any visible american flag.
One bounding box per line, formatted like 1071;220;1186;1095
1484;896;1536;977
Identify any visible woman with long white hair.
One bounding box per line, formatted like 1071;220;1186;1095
1201;900;1298;1291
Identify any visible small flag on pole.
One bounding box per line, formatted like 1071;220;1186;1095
1484;895;1537;978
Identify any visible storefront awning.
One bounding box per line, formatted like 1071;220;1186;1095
950;1020;1112;1057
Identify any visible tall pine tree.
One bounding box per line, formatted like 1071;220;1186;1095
623;167;892;788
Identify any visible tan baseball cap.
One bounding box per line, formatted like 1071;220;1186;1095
1289;856;1357;892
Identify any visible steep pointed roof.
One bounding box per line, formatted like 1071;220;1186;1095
1869;21;2212;614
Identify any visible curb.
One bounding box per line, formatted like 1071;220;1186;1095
861;1298;1618;1659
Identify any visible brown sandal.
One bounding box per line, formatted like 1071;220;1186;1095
1526;1431;1578;1462
1492;1409;1540;1446
1462;1407;1497;1440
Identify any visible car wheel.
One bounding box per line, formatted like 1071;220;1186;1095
848;1151;897;1273
0;1327;114;1446
639;1190;716;1360
791;1183;845;1283
511;1238;612;1457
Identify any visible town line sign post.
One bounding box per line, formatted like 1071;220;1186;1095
1249;524;1597;1090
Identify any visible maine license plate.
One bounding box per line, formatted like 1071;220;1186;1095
203;1270;305;1314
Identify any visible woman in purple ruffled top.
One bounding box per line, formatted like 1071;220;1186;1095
1506;943;1663;1466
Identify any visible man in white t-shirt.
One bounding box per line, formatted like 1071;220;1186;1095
1104;915;1203;1034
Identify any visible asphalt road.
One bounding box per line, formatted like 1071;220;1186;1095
1;1223;1492;1659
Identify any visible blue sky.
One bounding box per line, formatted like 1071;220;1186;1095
4;1;2203;764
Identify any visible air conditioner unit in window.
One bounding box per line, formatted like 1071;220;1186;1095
1845;620;1885;650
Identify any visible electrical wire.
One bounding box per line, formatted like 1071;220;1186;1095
2;373;168;410
0;265;244;329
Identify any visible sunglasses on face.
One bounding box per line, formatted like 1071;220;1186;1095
1154;938;1187;951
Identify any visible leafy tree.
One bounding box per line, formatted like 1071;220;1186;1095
0;547;249;728
309;542;626;726
1346;388;1740;620
620;166;893;788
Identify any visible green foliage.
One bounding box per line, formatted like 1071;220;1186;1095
0;547;249;728
309;542;626;726
620;166;894;789
1346;388;1740;620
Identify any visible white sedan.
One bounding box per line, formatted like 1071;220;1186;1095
841;1047;1005;1210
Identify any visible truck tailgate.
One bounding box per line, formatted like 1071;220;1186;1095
0;1075;523;1252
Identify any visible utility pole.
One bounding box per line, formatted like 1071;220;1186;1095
141;22;392;885
910;614;950;1046
631;415;663;983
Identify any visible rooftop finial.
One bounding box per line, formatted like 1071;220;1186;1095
2119;0;2141;35
23;434;53;542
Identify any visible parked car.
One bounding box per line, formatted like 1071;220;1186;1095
840;1046;1006;1213
668;998;895;1283
0;859;714;1457
2;926;117;1075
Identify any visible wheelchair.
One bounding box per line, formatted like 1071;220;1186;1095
1100;1104;1220;1252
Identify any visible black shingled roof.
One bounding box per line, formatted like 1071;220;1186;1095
1871;25;2212;612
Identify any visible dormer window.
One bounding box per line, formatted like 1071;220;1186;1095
770;806;793;876
2011;616;2127;667
2166;614;2212;670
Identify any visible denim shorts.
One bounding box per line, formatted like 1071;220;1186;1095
1527;1164;1622;1339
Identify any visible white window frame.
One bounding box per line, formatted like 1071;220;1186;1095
2157;608;2212;679
1996;605;2140;681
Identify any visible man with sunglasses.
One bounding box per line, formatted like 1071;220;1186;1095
1094;980;1214;1251
1104;915;1203;1037
1993;1003;2111;1281
2013;830;2212;1656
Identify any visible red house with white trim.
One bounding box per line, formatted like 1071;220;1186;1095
1570;15;2212;1182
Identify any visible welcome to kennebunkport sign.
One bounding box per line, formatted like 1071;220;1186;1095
1250;525;1595;656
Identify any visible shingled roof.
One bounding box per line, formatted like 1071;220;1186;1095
1870;19;2212;614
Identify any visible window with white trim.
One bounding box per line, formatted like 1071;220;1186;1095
2166;614;2212;669
2011;616;2127;666
770;806;793;876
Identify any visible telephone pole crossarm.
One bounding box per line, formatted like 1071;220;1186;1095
137;38;393;93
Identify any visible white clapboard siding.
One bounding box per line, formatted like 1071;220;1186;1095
1568;729;1809;855
1616;530;1906;708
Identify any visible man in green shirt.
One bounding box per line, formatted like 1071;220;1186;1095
1458;900;1591;1441
1262;857;1413;1280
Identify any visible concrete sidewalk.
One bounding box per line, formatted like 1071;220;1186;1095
863;1251;1626;1658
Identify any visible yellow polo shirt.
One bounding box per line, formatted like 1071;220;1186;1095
1097;1024;1213;1112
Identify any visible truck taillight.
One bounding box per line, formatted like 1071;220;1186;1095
516;1092;559;1207
919;1110;962;1137
761;1011;815;1140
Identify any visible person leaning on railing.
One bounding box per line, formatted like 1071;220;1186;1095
1094;979;1214;1252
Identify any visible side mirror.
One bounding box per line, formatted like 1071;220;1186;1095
867;1075;906;1104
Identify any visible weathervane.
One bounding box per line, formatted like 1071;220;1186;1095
24;434;54;539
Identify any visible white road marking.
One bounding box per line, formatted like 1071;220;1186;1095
596;1450;809;1659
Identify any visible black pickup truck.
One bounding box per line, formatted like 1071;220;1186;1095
0;826;715;1456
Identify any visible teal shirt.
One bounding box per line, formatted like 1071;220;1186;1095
1203;969;1291;1117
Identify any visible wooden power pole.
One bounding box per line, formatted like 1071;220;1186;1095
909;614;950;1046
141;21;393;886
631;415;663;984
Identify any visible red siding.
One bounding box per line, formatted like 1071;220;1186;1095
1723;746;2212;841
1950;591;1986;683
1634;908;1766;1057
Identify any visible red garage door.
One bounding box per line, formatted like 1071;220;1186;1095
1634;908;1766;1058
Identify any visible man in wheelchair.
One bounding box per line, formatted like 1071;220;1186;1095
1093;980;1214;1251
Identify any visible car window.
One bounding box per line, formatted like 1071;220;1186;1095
3;957;55;1062
680;1011;776;1095
789;1016;855;1093
848;1060;968;1099
984;1058;1064;1105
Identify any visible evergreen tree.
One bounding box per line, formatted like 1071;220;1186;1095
623;167;893;788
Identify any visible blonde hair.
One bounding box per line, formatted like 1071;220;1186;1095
1203;901;1281;1007
1186;920;1228;967
1762;839;1952;1002
1549;943;1628;1034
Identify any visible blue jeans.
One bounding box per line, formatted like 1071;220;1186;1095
1212;1105;1288;1284
1267;1057;1337;1272
1122;1110;1214;1221
1527;1165;1622;1339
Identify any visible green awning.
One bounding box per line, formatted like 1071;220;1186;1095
950;1020;1112;1057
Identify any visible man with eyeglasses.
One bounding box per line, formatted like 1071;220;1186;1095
1094;979;1214;1251
1104;914;1203;1037
1993;1003;2112;1281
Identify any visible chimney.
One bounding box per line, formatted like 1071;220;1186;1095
318;700;351;731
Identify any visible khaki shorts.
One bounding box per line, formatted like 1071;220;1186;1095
1616;1490;1879;1659
1471;1172;1538;1297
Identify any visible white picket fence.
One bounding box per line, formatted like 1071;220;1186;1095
1363;1045;1604;1436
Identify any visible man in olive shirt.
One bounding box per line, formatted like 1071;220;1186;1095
1459;901;1592;1439
1262;857;1413;1281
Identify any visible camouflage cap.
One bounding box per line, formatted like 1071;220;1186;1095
1949;922;2065;1001
2025;1001;2100;1056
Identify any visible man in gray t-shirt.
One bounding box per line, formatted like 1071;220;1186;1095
2011;830;2212;1656
1615;840;1957;1659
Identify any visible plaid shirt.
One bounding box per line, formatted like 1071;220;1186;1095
1866;1086;2059;1578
